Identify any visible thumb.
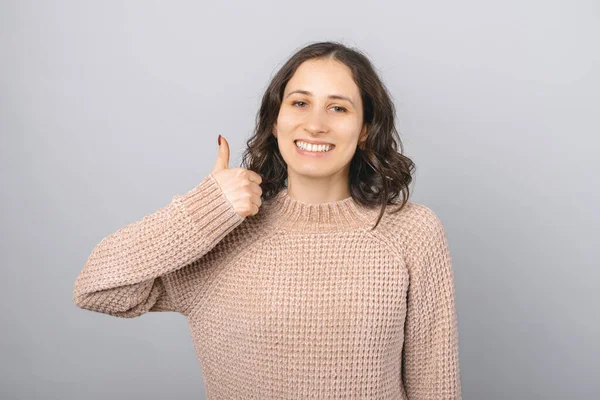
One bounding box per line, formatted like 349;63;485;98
212;134;230;172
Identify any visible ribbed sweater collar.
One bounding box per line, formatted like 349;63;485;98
263;188;378;233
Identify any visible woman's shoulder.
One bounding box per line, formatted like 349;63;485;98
374;201;449;251
384;200;444;230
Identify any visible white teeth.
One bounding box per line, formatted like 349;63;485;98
295;140;333;152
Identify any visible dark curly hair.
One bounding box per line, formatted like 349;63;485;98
240;40;416;230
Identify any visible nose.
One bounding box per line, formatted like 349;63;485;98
303;106;329;134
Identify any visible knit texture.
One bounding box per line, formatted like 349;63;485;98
73;172;462;399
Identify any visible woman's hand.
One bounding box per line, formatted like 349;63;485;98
211;134;263;219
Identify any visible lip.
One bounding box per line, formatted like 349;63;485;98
294;138;335;146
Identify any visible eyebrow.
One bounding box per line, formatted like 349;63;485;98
284;89;355;107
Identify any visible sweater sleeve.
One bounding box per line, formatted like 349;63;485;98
73;173;244;318
401;205;462;399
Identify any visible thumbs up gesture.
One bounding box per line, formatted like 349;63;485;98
211;134;263;219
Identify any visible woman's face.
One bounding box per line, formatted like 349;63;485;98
273;58;366;182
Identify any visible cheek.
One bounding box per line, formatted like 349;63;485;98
276;109;300;129
338;118;361;132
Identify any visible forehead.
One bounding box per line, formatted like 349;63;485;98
285;59;360;100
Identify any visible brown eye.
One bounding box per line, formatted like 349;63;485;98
292;101;307;107
332;106;347;113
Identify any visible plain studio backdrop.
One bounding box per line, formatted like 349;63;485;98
1;1;598;399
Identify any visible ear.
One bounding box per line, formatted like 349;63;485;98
272;124;278;139
358;125;368;146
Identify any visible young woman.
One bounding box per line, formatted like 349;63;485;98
74;41;462;399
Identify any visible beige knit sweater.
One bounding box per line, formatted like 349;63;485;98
73;172;462;399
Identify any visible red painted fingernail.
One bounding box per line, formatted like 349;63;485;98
218;134;222;146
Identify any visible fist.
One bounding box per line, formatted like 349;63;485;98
211;135;263;219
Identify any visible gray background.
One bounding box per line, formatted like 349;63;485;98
2;0;598;399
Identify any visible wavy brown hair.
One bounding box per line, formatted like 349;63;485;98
240;40;416;230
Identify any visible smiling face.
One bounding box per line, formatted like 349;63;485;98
273;58;367;185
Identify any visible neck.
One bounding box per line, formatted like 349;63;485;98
285;170;352;204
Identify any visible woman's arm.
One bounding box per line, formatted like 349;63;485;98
401;205;462;399
73;173;244;318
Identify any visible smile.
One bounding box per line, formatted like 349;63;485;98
294;140;335;153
